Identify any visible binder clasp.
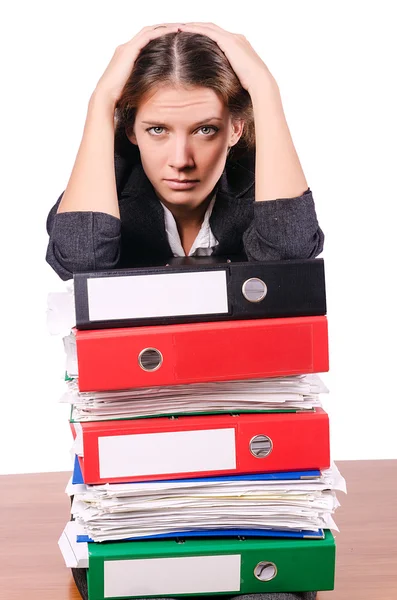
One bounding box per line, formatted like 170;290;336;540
249;435;273;458
138;348;163;372
242;278;268;303
254;561;278;581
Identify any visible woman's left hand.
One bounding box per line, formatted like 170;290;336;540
178;22;275;94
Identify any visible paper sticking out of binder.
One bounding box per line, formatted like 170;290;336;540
73;257;326;330
67;462;346;543
64;372;327;421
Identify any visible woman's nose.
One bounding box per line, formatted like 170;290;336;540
168;139;195;169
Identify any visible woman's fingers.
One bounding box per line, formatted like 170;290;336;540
96;24;182;105
127;23;184;41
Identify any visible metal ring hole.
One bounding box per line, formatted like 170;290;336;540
242;278;267;303
254;561;277;581
249;435;273;458
138;348;163;372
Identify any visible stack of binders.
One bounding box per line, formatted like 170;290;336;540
58;256;345;600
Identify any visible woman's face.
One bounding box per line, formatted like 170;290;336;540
127;85;244;210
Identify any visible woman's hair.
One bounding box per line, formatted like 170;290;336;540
114;31;255;163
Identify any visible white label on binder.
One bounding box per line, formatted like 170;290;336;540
87;270;228;321
98;428;236;478
104;554;241;597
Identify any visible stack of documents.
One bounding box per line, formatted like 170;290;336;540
52;258;344;599
63;373;326;421
68;462;346;542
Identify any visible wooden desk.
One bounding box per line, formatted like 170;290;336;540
0;460;396;600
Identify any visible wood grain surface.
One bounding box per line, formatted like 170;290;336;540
318;459;397;600
0;460;396;600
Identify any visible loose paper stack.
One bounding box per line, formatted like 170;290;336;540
62;372;326;420
68;462;345;543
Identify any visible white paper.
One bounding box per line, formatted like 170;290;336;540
63;332;78;378
46;281;76;336
64;374;327;421
72;423;83;457
58;521;88;568
70;463;346;542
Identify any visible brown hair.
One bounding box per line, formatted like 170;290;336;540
114;31;255;162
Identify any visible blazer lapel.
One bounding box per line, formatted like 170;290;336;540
118;162;174;266
210;152;256;255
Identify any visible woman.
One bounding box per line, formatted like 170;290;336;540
50;22;320;600
45;22;323;280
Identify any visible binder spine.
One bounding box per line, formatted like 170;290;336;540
75;316;329;392
72;410;330;485
86;532;335;599
74;259;327;330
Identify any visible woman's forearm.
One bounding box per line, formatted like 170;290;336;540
250;76;308;201
56;91;120;218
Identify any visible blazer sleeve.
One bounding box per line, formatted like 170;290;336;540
44;152;135;280
242;188;324;261
45;192;121;281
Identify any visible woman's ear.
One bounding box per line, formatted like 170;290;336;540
229;119;245;148
126;125;138;146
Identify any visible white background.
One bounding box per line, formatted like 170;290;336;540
1;1;396;474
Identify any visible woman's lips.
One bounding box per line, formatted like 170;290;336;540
164;180;199;190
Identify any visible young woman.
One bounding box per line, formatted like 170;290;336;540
45;22;323;280
49;22;320;600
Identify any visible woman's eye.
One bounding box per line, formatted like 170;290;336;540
147;127;165;135
199;126;219;135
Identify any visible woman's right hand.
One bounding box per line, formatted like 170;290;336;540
93;23;183;107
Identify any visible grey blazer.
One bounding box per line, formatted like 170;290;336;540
45;148;324;280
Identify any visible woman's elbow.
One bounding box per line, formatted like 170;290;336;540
288;226;325;259
243;225;325;261
45;210;121;280
45;242;120;281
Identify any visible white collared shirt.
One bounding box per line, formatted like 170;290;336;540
160;193;220;257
